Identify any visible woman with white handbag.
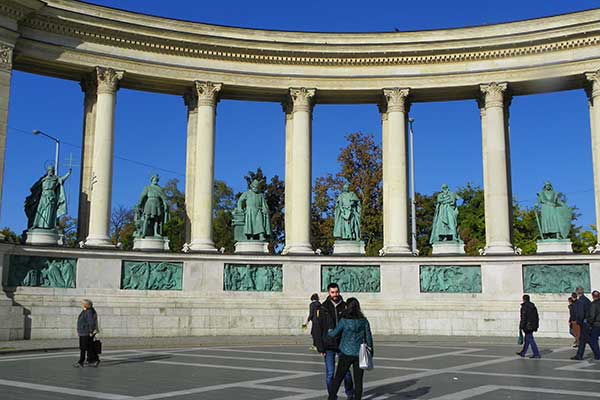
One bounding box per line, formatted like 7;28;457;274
326;297;374;400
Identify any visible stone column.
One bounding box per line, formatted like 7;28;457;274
479;82;514;254
282;99;294;254
0;44;13;240
84;67;124;248
285;88;315;255
77;75;97;242
378;104;390;253
381;88;411;255
183;90;198;245
586;70;600;252
186;81;221;253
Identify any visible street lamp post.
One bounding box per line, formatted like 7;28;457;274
32;129;60;173
408;118;418;255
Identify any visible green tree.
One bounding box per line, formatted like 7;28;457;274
110;205;135;249
161;179;186;252
311;132;383;256
0;227;22;244
213;179;235;253
57;216;78;247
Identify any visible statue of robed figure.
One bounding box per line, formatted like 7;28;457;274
535;182;571;240
25;166;71;231
134;175;169;238
333;183;362;241
430;184;462;244
234;179;272;242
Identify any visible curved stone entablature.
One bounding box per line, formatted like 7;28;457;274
1;0;600;101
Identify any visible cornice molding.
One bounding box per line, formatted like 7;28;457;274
19;13;600;67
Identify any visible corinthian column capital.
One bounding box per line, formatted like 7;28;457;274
585;70;600;101
289;88;316;112
95;67;124;94
194;81;222;107
480;82;508;108
383;88;410;113
0;45;13;71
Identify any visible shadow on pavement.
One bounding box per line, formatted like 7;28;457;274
364;379;431;399
98;353;172;366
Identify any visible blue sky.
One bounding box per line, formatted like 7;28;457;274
3;0;597;234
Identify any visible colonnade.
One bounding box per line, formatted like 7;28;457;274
3;63;600;254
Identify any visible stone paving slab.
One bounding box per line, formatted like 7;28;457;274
2;339;599;400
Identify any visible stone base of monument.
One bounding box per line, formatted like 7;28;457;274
432;241;465;255
333;240;366;255
133;237;170;252
25;229;60;246
235;241;270;254
536;239;573;254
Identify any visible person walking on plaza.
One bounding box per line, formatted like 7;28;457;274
572;287;592;360
327;297;373;400
517;294;541;359
75;299;100;367
576;290;600;360
303;293;321;349
312;283;354;400
568;296;580;348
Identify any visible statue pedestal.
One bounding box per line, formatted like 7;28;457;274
234;241;269;255
432;241;465;255
536;240;573;254
133;237;170;252
25;229;60;246
333;240;366;256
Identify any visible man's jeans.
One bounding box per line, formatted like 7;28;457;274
580;325;600;359
325;351;354;399
521;332;540;357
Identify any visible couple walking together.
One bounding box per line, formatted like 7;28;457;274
311;283;374;400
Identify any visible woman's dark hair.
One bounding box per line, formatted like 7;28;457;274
342;297;364;320
310;293;319;301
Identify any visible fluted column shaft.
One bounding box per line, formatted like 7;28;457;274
282;100;294;254
586;71;600;248
0;44;13;239
85;67;123;248
188;81;221;252
77;75;97;242
184;90;199;245
382;88;411;255
285;88;315;254
480;82;514;254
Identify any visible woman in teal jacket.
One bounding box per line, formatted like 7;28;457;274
327;297;373;400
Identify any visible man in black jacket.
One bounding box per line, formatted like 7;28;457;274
312;283;354;400
572;287;593;360
517;295;541;359
579;290;600;360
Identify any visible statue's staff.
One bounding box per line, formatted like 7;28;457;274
534;194;543;239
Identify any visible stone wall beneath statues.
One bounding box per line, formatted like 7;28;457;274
1;243;599;340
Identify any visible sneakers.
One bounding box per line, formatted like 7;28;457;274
529;355;541;359
73;362;84;368
570;356;583;360
516;352;525;357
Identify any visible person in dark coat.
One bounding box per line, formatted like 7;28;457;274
75;299;100;367
312;283;354;400
568;297;579;348
578;290;600;360
303;293;321;349
572;287;592;360
517;294;541;359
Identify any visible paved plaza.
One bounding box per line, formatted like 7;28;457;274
1;339;600;399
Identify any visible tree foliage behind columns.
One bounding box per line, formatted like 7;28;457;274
311;132;383;256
